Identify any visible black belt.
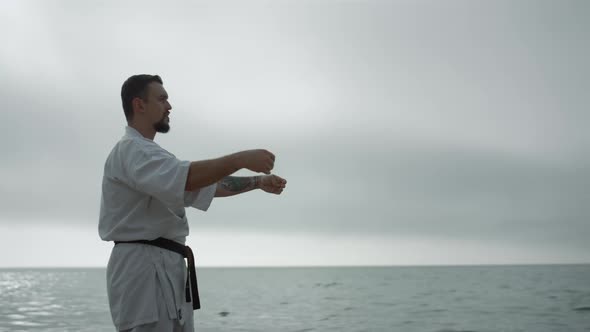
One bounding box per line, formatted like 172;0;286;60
114;237;201;310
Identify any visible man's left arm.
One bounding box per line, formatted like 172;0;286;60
215;174;287;197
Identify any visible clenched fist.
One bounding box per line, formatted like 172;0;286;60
259;174;287;195
239;149;275;174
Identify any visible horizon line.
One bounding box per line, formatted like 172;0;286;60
1;262;589;269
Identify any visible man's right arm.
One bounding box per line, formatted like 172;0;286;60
184;149;275;191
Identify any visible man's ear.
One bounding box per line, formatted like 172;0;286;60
132;97;145;114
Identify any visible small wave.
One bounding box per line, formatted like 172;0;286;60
10;321;44;327
218;311;230;317
17;307;39;312
314;282;341;288
46;304;63;309
324;296;340;300
435;330;478;332
371;301;396;307
26;301;44;306
293;329;315;332
28;311;54;316
573;306;590;311
319;314;338;321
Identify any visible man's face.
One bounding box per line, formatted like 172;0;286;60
143;82;172;133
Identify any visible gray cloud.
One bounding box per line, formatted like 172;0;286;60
198;138;589;249
0;0;588;264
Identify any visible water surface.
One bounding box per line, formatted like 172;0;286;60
1;265;589;331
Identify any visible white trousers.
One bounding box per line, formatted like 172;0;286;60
120;281;194;332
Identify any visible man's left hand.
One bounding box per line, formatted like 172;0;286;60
259;174;287;195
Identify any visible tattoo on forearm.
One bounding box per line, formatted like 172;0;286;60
220;176;259;192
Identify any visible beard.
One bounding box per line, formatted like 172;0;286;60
153;114;170;133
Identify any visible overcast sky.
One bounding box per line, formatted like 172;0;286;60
1;0;588;267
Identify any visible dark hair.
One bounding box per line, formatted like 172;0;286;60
121;74;163;122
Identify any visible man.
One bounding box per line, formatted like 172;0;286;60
99;74;287;332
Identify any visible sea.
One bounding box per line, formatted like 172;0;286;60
0;265;589;332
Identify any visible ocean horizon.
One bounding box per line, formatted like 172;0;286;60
1;264;589;331
3;262;589;269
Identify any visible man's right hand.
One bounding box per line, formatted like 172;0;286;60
238;149;275;174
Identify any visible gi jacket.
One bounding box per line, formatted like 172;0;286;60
99;126;216;330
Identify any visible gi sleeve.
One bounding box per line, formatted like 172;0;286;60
183;182;217;211
126;143;190;209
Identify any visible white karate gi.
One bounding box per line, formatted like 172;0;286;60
99;126;216;331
